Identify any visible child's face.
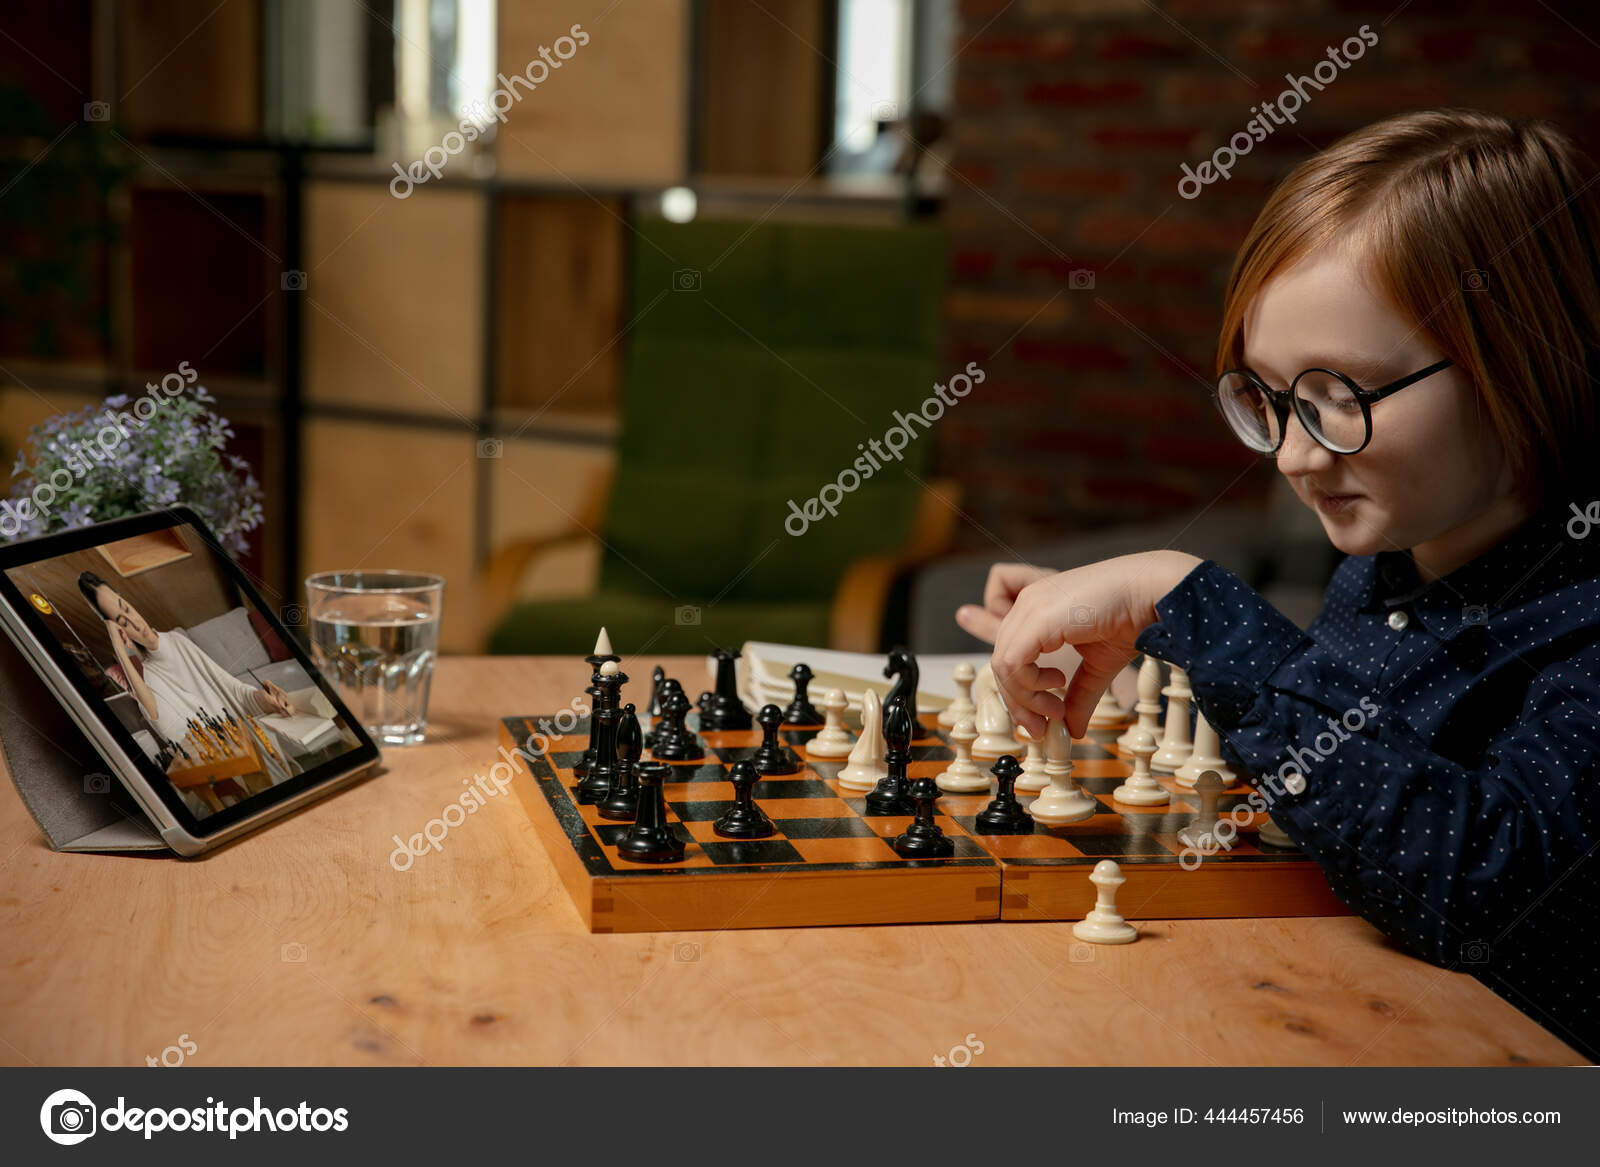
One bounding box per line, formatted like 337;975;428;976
1241;245;1518;565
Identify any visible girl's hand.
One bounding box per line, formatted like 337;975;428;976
991;550;1201;739
260;681;295;717
105;620;134;658
955;563;1056;644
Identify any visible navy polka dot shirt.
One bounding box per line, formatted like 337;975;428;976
1136;504;1600;1063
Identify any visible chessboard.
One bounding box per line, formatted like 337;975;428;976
499;712;1350;934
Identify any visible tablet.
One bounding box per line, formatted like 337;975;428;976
0;506;380;854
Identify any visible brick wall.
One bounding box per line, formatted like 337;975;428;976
939;0;1600;548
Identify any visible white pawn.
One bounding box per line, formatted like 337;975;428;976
836;688;887;791
938;661;977;729
1117;656;1163;751
1175;710;1235;787
1027;721;1096;825
1177;770;1225;851
1150;664;1194;773
1073;859;1138;945
1112;725;1169;806
971;664;1023;758
935;717;988;793
1087;686;1126;730
1257;814;1297;850
805;688;855;759
1015;724;1050;792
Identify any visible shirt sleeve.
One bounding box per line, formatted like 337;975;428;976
1134;559;1600;970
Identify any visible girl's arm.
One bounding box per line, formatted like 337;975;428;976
1137;560;1600;970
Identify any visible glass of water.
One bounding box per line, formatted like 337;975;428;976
305;570;444;746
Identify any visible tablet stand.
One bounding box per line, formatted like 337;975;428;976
0;626;168;852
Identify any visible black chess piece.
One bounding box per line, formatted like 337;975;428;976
616;761;686;863
597;704;643;821
573;642;622;778
697;648;753;731
644;668;667;748
575;663;627;803
649;686;705;761
781;663;823;725
865;692;916;814
974;754;1035;835
884;645;933;740
751;703;802;775
713;759;775;838
893;776;955;858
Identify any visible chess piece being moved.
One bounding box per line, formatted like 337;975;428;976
1117;656;1163;752
782;663;824;725
1112;725;1168;806
751;704;802;775
1014;725;1050;792
597;704;643;821
714;760;775;838
804;688;855;758
698;648;753;731
1151;665;1194;772
1072;859;1138;945
1176;770;1225;851
1176;710;1236;787
935;717;988;793
971;664;1023;758
974;755;1034;835
615;761;686;863
865;692;916;814
938;661;977;729
649;685;705;761
892;777;955;858
837;689;888;792
1027;721;1097;825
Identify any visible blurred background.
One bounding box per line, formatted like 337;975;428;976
3;0;1598;658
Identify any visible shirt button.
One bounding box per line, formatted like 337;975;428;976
1285;771;1307;795
1387;610;1410;631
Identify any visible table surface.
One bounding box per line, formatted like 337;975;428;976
0;656;1584;1066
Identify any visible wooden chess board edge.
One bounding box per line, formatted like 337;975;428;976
1000;861;1352;922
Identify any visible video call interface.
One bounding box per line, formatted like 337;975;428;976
5;522;362;820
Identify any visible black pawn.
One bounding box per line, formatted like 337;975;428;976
650;686;705;761
616;761;686;863
865;693;916;814
893;776;955;859
974;754;1034;835
751;703;802;775
713;759;775;838
597;704;643;821
644;667;667;748
781;663;823;725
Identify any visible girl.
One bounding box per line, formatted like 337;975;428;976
958;110;1600;1062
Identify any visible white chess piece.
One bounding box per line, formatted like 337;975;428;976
1175;710;1235;787
1015;724;1050;792
1072;859;1138;945
1112;725;1169;806
1177;770;1225;851
935;717;988;793
971;664;1023;758
594;626;613;657
938;661;978;728
1087;686;1126;729
1257;814;1297;850
1150;664;1194;772
1027;721;1097;825
836;688;887;791
805;688;855;759
1117;656;1163;751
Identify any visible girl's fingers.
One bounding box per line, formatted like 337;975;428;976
955;604;1002;643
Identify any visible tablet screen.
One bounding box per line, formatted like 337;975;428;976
0;508;378;836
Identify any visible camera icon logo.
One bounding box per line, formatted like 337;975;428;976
281;942;308;963
83;772;110;794
40;1088;97;1145
1462;604;1488;626
1460;940;1491;964
83;101;111;123
672;268;702;292
281;603;306;626
1460;268;1490;292
476;437;504;460
1068;942;1095;963
1068;268;1096;290
281;270;308;291
1069;604;1096;625
674;605;701;626
674;942;700;962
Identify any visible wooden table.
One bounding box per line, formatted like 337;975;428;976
0;657;1583;1066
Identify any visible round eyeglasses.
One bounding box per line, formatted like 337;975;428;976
1215;357;1454;455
